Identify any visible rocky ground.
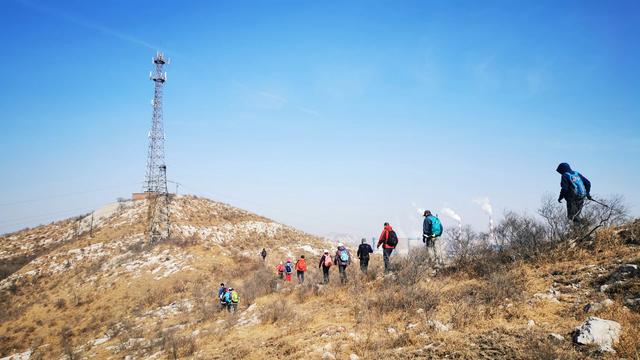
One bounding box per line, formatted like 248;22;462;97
0;198;638;359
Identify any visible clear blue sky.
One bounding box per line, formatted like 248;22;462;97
1;0;639;238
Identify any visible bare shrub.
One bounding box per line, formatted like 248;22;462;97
54;298;66;310
261;299;295;324
59;326;75;360
241;269;277;306
495;211;547;260
446;226;486;268
367;283;439;314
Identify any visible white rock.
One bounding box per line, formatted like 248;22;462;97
0;350;32;360
573;317;621;353
600;284;610;292
426;320;450;332
349;354;360;360
322;351;336;360
387;327;397;334
527;320;536;329
549;333;565;343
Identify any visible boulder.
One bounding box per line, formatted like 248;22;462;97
572;317;621;353
548;333;565;343
426;320;450;332
349;354;360;360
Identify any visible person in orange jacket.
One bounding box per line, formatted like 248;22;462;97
295;255;307;284
275;261;285;280
377;222;398;273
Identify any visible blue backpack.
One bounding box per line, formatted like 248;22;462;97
429;216;443;237
565;171;587;198
285;262;293;273
339;249;349;262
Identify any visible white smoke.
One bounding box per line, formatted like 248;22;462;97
440;207;462;223
411;202;425;216
473;197;493;215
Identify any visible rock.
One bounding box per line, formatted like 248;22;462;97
617;264;638;274
426;320;450;332
625;298;640;306
573;317;621;353
322;352;336;360
407;323;418;329
349;354;360;360
416;308;425;314
387;327;397;334
600;284;610;292
548;333;565;343
527;320;536;329
584;299;615;313
602;299;614;307
533;293;560;303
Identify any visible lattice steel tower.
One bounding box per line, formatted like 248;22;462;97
144;51;170;243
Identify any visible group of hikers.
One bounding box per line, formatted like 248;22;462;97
217;283;240;313
215;163;593;310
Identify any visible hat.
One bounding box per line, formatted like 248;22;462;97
324;249;329;253
220;283;224;286
337;242;344;247
229;288;234;291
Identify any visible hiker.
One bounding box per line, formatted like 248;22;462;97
217;283;227;310
423;210;443;262
556;163;592;223
228;288;239;313
334;243;351;284
261;248;267;261
377;222;398;272
221;287;230;310
284;258;294;282
356;238;373;273
319;250;333;284
295;255;307;284
276;261;285;280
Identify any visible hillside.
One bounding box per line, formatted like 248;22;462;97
0;197;638;359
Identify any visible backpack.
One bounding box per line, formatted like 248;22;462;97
565;171;587;198
323;255;333;268
285;262;293;273
359;244;371;260
231;291;239;303
386;230;398;247
430;216;443;237
339;249;349;263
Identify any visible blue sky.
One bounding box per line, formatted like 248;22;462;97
1;0;639;238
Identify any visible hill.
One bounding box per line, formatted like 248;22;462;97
0;196;638;359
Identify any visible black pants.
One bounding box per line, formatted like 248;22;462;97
322;267;330;284
359;258;369;273
338;265;347;284
567;197;585;223
383;247;394;272
297;270;305;283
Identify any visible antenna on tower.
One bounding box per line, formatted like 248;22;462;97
144;51;171;243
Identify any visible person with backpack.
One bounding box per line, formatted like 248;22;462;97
222;287;231;309
556;163;592;223
295;255;307;284
261;248;267;262
217;283;227;310
284;258;294;282
228;288;239;313
276;261;285;280
334;243;351;284
423;210;443;262
356;238;374;273
319;250;333;284
377;222;397;273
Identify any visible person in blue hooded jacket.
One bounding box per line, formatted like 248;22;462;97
556;162;592;223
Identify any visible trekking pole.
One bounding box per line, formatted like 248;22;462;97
588;198;609;208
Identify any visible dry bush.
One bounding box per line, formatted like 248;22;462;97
261;299;295;324
59;326;75;360
241;269;278;306
54;298;66;310
367;283;439;314
495;211;547;260
162;331;196;359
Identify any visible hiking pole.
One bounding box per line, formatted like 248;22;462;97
588;198;609;208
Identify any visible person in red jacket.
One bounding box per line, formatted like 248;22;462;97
295;255;307;284
275;261;285;280
377;222;397;273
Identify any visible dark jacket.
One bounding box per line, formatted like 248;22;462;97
334;246;351;266
357;243;373;260
556;163;591;201
319;254;331;269
423;215;435;237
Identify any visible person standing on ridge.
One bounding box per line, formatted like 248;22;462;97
261;248;267;262
334;242;352;284
556;163;592;223
284;258;294;282
295;255;307;284
377;222;398;272
423;210;443;262
356;238;373;273
319;250;333;284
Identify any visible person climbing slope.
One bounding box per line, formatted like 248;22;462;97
334;243;351;284
423;210;443;262
377;222;398;272
228;288;239;313
261;248;267;262
295;255;307;284
319;250;332;284
284;258;294;282
217;283;227;310
556;162;592;224
276;261;285;280
356;238;373;273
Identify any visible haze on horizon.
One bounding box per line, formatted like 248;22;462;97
1;0;639;239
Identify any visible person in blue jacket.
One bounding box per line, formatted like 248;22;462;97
556;163;592;223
